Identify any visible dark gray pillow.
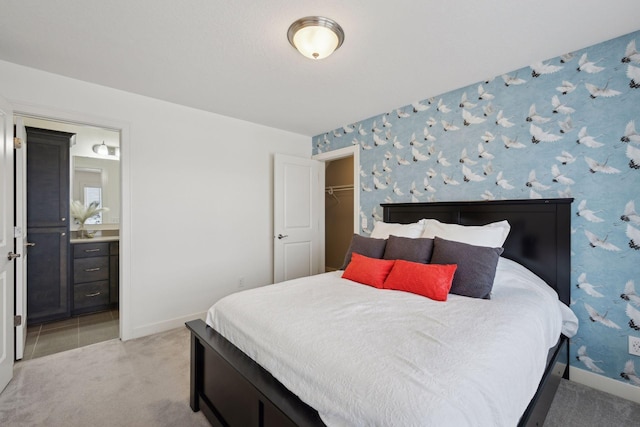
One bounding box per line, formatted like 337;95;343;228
383;235;434;263
430;236;503;299
340;234;387;270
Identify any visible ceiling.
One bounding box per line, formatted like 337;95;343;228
1;1;639;137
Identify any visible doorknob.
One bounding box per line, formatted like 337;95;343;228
7;252;21;261
25;242;36;247
277;234;289;240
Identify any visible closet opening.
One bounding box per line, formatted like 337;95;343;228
314;145;360;273
324;157;354;271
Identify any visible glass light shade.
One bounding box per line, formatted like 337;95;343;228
288;17;344;60
93;142;109;156
293;26;339;60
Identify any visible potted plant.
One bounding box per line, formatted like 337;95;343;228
70;200;109;238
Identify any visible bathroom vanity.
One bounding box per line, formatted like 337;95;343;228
70;233;119;316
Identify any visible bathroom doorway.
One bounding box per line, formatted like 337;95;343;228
16;115;121;360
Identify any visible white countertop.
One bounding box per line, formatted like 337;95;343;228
70;230;119;244
70;235;119;244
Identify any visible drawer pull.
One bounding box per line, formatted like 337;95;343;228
84;248;101;253
85;292;101;297
84;267;101;272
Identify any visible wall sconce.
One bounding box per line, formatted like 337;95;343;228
92;141;119;157
287;16;344;60
93;141;108;156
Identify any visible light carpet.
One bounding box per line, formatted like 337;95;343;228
546;377;640;427
1;326;639;426
0;326;209;426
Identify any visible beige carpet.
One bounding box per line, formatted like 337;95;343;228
546;378;640;427
0;326;209;426
2;325;640;426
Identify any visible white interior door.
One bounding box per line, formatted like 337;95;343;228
0;95;15;392
273;154;323;283
14;117;27;360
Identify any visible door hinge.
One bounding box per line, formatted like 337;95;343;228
14;137;23;149
14;315;22;327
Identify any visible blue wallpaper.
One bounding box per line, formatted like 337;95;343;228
314;31;640;388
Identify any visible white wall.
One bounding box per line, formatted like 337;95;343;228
0;60;310;339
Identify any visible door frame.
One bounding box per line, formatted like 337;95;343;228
12;101;132;341
313;145;360;236
14;118;26;359
0;95;15;392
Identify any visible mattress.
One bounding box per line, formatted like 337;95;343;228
206;257;567;427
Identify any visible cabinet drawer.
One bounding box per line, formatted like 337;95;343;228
74;242;110;258
74;281;109;309
74;256;109;283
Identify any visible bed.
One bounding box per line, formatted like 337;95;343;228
186;198;574;427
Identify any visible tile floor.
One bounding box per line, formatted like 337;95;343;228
23;309;119;360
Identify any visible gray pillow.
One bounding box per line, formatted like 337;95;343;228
430;236;503;299
383;235;434;263
341;234;387;270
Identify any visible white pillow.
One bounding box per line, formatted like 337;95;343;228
370;219;425;239
420;219;510;247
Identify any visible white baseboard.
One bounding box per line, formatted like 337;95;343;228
128;311;207;340
570;366;640;404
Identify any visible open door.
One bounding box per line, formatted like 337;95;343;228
273;154;323;283
14;118;27;360
0;95;15;392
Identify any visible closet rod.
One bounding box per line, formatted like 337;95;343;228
325;184;354;193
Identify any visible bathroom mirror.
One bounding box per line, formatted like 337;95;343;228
72;156;120;226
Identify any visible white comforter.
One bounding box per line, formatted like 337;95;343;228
206;258;566;427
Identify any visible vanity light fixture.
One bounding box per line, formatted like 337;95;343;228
93;141;109;156
287;16;345;60
92;141;120;157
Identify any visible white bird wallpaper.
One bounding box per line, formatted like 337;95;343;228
313;30;640;388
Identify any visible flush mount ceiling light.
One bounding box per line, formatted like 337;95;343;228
287;16;345;60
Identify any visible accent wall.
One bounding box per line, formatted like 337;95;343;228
313;30;640;389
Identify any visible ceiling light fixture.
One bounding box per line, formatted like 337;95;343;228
287;16;344;60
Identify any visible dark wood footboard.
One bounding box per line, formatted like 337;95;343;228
187;319;567;427
186;319;325;427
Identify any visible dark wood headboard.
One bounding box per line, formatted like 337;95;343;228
382;198;573;305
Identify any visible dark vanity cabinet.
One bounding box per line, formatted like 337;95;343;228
26;127;73;325
72;241;119;315
109;241;119;305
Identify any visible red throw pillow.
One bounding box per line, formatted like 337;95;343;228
342;253;396;288
383;260;457;301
